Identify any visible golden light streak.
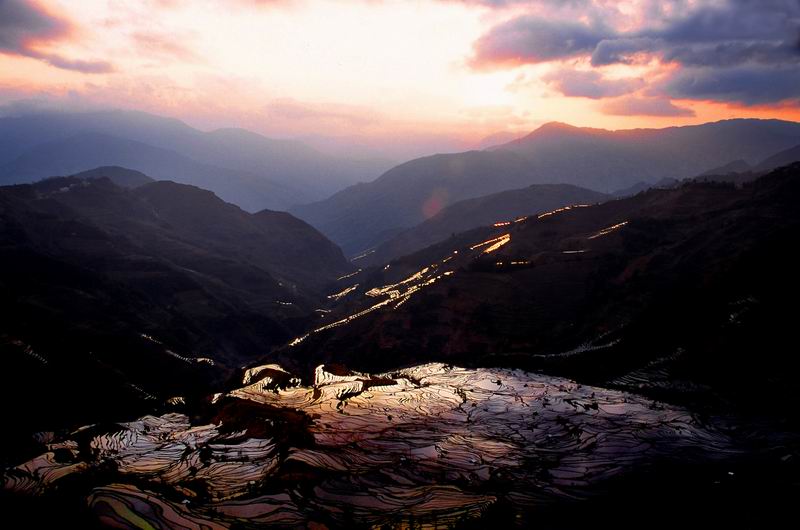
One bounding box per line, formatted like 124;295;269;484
336;269;362;281
327;284;359;300
537;204;592;219
588;221;629;239
482;234;511;254
470;234;510;251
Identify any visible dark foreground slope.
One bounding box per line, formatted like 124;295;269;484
281;163;800;414
0;175;352;436
3;170;800;530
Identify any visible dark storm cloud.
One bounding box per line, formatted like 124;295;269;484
0;0;113;73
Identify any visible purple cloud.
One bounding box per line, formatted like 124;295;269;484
471;16;608;67
0;0;68;52
659;65;800;106
0;0;113;73
600;96;695;117
543;69;644;99
471;0;800;105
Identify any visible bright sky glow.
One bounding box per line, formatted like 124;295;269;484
1;0;798;154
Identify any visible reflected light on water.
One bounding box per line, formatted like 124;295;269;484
351;249;376;262
470;234;510;251
588;221;628;240
537;204;591;219
327;284;359;300
336;269;362;281
481;234;511;254
290;264;457;347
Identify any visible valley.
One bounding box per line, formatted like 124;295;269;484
4;1;800;525
2;120;799;529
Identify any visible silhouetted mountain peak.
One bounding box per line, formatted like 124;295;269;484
537;121;581;132
520;121;608;140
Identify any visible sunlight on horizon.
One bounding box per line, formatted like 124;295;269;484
1;0;798;153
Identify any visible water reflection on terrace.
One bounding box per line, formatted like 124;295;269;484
588;221;628;239
470;234;511;253
537;204;591;219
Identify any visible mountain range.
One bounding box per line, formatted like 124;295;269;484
293;119;800;256
0;172;351;434
0;110;393;211
280;163;800;415
3;156;800;527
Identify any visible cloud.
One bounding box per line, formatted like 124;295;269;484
470;0;800;105
0;0;69;52
475;1;800;68
590;37;657;66
543;69;643;99
594;1;800;68
471;16;608;68
659;65;800;106
600;96;695;117
131;31;199;62
0;0;113;73
29;52;114;73
445;0;591;7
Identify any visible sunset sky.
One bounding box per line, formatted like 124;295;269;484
1;0;798;156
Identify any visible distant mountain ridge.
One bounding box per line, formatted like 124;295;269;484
0;132;306;211
494;119;800;191
292;118;800;256
0;110;392;211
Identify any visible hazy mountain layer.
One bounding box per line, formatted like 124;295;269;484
755;144;800;172
0;110;392;211
293;119;800;255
